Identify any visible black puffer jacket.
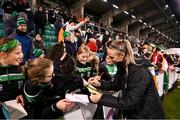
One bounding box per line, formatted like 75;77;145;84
99;63;165;119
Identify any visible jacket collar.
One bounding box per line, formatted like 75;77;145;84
116;62;143;76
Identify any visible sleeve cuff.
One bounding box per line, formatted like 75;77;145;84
99;94;120;108
51;104;59;112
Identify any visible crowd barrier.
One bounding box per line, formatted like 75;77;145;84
64;103;97;120
63;67;180;120
63;92;120;120
150;67;180;96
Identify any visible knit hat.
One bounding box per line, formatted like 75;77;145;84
18;12;28;21
63;31;71;38
32;48;44;57
17;17;26;26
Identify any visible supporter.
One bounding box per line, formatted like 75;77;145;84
8;17;34;63
131;41;139;57
84;27;92;43
43;21;57;49
101;30;111;49
67;13;76;23
46;43;83;97
46;43;66;62
136;42;153;67
24;6;34;34
2;1;14;35
99;55;117;81
32;48;45;58
47;6;56;24
87;37;98;53
95;34;102;50
2;1;14;15
64;17;89;56
100;30;111;61
5;11;28;36
14;0;30;13
89;52;100;76
61;10;69;23
151;47;163;65
21;58;75;119
89;39;165;119
174;55;180;67
75;29;83;48
0;38;25;119
34;6;46;34
76;45;102;119
174;54;179;64
75;45;93;81
165;54;175;66
54;14;64;31
33;33;46;52
96;34;104;62
64;31;77;57
75;45;99;96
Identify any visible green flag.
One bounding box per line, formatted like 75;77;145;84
163;71;169;94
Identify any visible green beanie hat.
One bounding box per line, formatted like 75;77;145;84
32;48;44;57
17;17;26;26
63;31;71;38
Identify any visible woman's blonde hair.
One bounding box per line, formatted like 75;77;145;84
109;39;136;75
76;44;90;56
89;52;100;73
21;58;53;85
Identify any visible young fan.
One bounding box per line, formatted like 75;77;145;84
0;38;25;118
21;58;75;119
99;55;117;81
75;45;93;81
